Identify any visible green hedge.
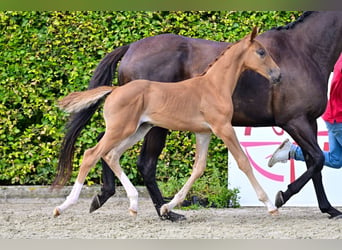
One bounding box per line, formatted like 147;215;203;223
0;11;301;190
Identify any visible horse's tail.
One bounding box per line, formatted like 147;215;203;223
58;86;115;113
52;45;129;188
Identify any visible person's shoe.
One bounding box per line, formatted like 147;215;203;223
268;139;292;167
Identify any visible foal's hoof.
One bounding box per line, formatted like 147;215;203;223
268;208;279;216
160;211;186;222
129;209;137;217
53;207;61;218
275;191;285;208
160;204;169;216
160;204;186;222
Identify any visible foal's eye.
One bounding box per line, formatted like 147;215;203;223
256;48;266;57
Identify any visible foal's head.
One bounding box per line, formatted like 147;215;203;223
241;27;281;84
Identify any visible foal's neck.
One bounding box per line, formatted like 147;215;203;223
199;42;245;95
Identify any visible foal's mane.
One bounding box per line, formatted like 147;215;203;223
198;42;235;77
272;11;315;31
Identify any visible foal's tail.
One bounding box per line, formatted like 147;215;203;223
52;45;129;188
58;86;115;113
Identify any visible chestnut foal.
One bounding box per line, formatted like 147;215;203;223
54;28;281;218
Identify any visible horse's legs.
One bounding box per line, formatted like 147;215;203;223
277;118;342;218
137;127;185;221
102;123;153;215
89;132;116;213
160;133;211;215
213;122;278;214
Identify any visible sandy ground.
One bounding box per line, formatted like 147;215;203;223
1;196;342;239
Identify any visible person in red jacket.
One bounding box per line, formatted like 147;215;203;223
269;53;342;169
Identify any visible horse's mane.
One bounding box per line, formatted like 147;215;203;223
198;42;235;77
272;11;315;31
198;12;316;77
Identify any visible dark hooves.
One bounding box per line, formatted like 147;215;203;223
329;214;342;219
160;211;186;222
275;190;285;208
89;195;101;213
89;191;114;213
89;189;116;213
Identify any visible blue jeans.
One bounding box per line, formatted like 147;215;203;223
292;121;342;169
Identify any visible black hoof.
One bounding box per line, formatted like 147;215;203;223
160;211;186;222
89;190;115;213
89;195;101;213
323;206;342;219
275;190;284;208
329;214;342;219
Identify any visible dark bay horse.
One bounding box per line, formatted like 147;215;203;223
53;29;281;217
55;11;342;221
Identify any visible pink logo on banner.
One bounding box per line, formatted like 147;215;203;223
240;127;329;184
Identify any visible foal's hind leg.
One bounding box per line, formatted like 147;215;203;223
102;123;153;216
89;132;116;213
53;137;115;217
213;122;278;215
53;123;147;217
160;133;211;216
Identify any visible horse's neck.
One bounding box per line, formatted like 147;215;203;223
280;12;342;77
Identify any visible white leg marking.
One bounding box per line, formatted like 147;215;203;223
118;172;138;214
54;181;83;216
103;124;152;216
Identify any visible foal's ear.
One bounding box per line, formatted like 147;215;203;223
250;27;259;42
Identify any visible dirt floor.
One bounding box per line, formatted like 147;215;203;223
1;196;342;239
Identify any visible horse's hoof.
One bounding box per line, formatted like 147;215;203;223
53;207;61;218
275;191;284;208
160;211;186;222
89;190;115;213
269;208;279;216
89;195;101;213
329;214;342;219
129;209;137;217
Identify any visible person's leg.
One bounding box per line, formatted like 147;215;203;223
268;139;293;167
292;144;305;161
321;122;342;169
269;122;342;168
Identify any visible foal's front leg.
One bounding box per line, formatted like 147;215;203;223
213;122;278;215
160;133;211;216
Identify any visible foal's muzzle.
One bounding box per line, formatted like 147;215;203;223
268;68;282;84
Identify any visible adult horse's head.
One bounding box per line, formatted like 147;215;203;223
242;27;281;84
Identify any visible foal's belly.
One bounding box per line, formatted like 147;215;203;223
144;114;212;133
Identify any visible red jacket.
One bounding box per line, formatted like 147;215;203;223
322;53;342;123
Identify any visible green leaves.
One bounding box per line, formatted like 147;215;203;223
0;11;301;188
